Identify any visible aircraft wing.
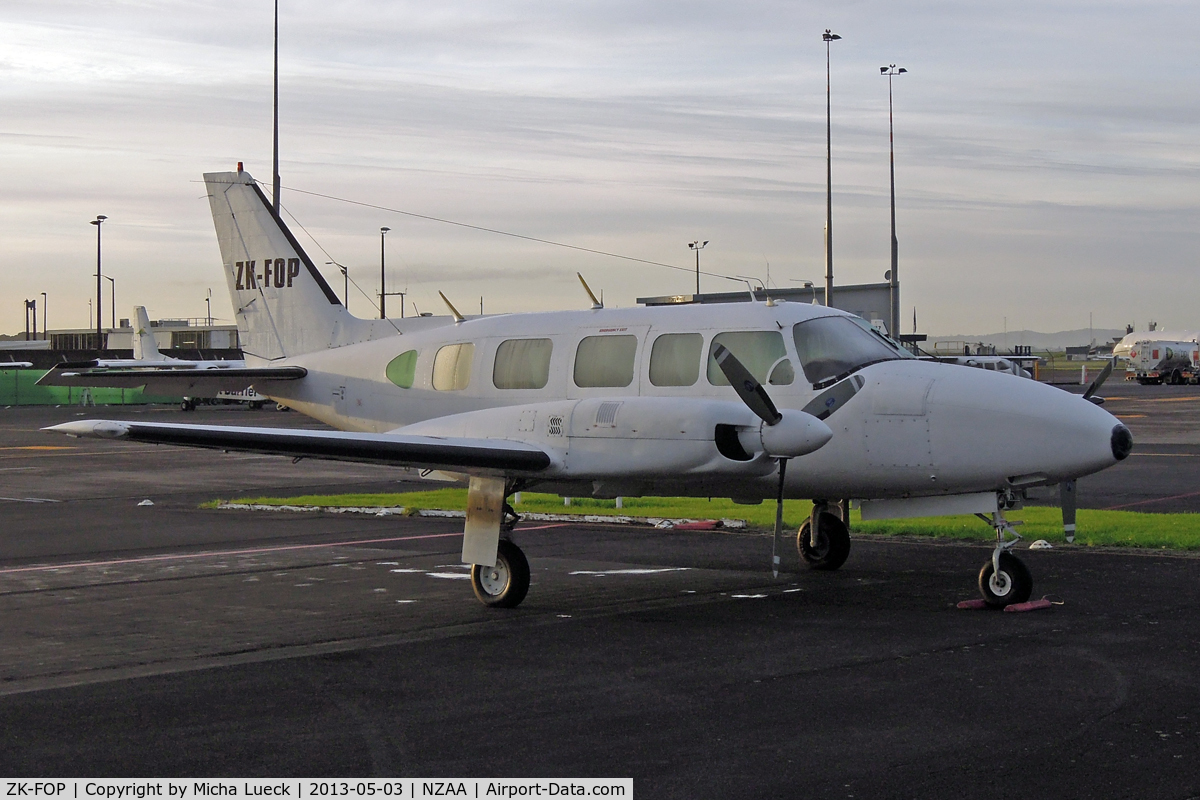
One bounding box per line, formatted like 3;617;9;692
44;420;553;475
35;366;307;396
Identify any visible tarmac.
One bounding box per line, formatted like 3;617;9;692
1;380;1199;797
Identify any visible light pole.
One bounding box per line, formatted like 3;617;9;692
688;240;708;295
379;227;390;319
881;64;906;338
205;289;212;326
326;261;349;310
41;292;47;340
90;215;106;348
104;276;115;331
823;29;841;308
272;0;281;215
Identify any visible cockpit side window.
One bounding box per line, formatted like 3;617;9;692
707;331;791;386
792;316;903;387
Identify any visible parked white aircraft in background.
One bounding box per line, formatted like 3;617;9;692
39;306;268;409
46;168;1132;609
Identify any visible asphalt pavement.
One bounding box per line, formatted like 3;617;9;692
0;395;1198;798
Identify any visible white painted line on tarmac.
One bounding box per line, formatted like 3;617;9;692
569;568;692;576
0;531;463;575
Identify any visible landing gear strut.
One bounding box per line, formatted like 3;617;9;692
464;478;532;608
797;500;851;571
975;505;1033;607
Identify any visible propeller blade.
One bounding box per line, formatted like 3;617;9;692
712;343;782;425
1061;480;1077;543
772;458;787;578
1083;358;1114;400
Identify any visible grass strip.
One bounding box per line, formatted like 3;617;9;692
207;489;1200;551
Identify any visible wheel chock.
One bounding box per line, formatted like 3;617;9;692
956;599;991;610
1003;598;1054;613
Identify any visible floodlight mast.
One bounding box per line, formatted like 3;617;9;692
379;227;391;319
90;215;107;349
272;0;280;215
823;29;841;308
881;64;906;337
688;240;709;294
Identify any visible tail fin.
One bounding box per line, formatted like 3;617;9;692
131;306;166;361
204;168;392;362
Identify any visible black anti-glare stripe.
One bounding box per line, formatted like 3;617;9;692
248;181;342;306
123;426;552;472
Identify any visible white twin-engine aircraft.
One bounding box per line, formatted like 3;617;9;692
47;168;1132;609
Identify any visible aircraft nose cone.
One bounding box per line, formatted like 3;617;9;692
1111;423;1133;461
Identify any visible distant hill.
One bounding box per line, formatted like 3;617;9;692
927;328;1126;352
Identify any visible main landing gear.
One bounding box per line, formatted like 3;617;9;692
797;500;852;571
471;539;531;608
467;489;532;608
976;504;1033;607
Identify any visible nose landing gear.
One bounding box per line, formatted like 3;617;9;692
975;507;1033;607
797;501;852;571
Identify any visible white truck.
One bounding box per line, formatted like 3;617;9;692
1125;340;1199;384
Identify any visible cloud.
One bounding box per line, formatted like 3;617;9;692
0;0;1198;334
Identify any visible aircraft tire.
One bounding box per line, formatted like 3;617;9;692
797;512;851;571
471;539;530;608
180;399;195;412
978;552;1033;607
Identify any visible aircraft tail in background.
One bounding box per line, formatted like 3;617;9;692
204;168;396;363
131;306;167;362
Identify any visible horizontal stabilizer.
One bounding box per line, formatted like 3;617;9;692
44;420;553;475
36;366;307;396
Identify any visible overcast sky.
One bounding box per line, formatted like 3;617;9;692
2;0;1197;337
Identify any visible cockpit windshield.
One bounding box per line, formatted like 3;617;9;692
792;316;910;387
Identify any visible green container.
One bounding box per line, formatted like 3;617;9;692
0;370;183;406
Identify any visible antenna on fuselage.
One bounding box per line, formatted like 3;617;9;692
439;291;466;323
577;273;603;309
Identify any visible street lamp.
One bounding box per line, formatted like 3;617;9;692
688;240;709;295
326;261;349;310
104;275;115;333
379;227;391;319
206;288;212;326
90;215;107;348
41;292;47;340
881;64;906;338
823;29;841;307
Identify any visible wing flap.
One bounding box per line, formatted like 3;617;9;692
44;420;552;475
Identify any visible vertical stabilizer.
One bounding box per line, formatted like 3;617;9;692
131;306;166;361
204;168;392;363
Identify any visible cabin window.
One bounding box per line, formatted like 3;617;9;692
707;331;792;386
493;338;553;390
649;333;702;386
792;315;903;387
432;342;474;391
385;350;418;388
574;335;637;388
